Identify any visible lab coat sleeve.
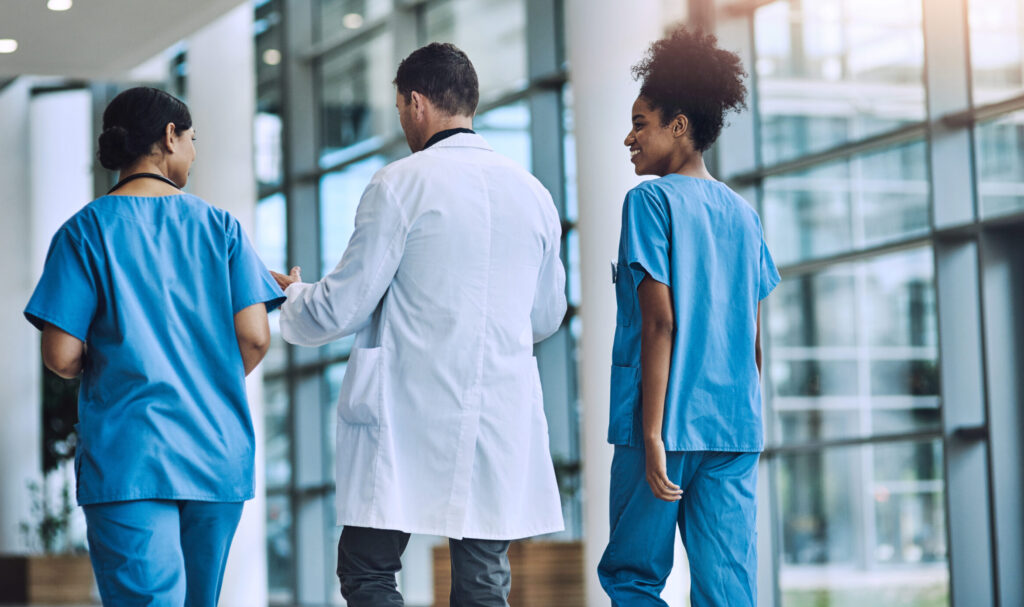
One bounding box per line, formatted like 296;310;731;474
279;179;408;347
531;201;567;343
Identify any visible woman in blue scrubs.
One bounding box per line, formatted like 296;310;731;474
24;87;285;606
597;28;780;606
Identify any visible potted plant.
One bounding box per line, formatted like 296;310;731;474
0;369;95;604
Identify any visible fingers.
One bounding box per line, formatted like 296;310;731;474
289;266;301;280
646;470;683;502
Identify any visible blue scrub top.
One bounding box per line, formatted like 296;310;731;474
609;175;780;452
25;194;285;505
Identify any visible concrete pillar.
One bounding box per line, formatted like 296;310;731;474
186;6;268;606
565;2;689;604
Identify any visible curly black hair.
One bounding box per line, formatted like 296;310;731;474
632;26;748;152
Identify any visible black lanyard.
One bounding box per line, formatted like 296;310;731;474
107;172;180;195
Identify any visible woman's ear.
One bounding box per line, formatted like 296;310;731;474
163;122;177;153
671;114;689;139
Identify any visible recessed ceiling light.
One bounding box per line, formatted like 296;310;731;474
0;39;17;54
342;13;364;29
47;0;73;11
263;49;282;66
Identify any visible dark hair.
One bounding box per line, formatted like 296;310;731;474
97;87;192;171
394;42;479;117
632;26;747;152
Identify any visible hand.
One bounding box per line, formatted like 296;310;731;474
271;266;301;291
645;438;683;502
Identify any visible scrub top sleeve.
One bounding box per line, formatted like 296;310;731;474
227;218;286;314
624;188;672;289
24;229;98;342
758;236;781;300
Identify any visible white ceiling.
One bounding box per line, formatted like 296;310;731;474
0;0;250;78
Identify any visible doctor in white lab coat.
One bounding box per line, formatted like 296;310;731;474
273;43;567;607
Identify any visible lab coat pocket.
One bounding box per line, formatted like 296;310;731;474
337;347;383;426
608;364;640;444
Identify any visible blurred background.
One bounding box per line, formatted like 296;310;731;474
0;0;1021;605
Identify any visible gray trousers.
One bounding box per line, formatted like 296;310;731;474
337;525;512;607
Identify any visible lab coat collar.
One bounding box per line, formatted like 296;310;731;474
425;131;493;152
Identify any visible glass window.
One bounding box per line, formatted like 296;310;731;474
776;440;948;606
767;247;940;445
475;102;531;170
968;0;1024;105
265;378;291;489
324;362;348;481
763;141;930;266
424;0;527;101
266;492;294;603
255;194;288;371
319;155;389;275
975;110;1024;218
255;1;284;189
317;31;396;166
315;0;393;42
753;0;925;165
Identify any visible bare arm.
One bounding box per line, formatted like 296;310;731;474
637;276;683;502
235;302;271;376
41;324;86;379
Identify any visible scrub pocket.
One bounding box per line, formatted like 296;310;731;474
608;364;640;444
337;347;383;426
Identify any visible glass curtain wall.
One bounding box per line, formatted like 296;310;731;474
251;0;578;603
714;0;1024;604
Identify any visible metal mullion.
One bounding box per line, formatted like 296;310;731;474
729;122;930;186
301;14;393;61
762;429;944;458
776;234;933;278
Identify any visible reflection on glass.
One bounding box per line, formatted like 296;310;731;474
315;0;392;42
265;379;291;489
754;0;925;165
324;362;347;481
266;493;294;602
475;102;530;170
256;195;287;370
767;248;939;444
424;0;527;101
763;141;929;265
255;1;284;188
318;31;394;166
969;0;1024;105
776;441;948;606
320;155;388;274
976;111;1024;217
563;85;578;222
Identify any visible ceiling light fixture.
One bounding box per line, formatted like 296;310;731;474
342;13;364;29
263;49;282;66
47;0;73;11
0;39;18;54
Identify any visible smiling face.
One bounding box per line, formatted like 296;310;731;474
624;96;686;177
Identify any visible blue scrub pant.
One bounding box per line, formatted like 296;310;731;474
598;445;759;607
83;500;244;607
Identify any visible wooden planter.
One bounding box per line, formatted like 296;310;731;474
433;540;584;607
0;554;95;604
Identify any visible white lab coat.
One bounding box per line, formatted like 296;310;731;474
279;133;567;540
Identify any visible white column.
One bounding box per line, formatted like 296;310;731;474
566;2;689;605
186;6;268;607
0;79;41;554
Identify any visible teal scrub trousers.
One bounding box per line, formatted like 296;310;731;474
83;500;244;607
598;445;759;607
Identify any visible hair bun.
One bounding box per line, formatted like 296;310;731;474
97;125;134;171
